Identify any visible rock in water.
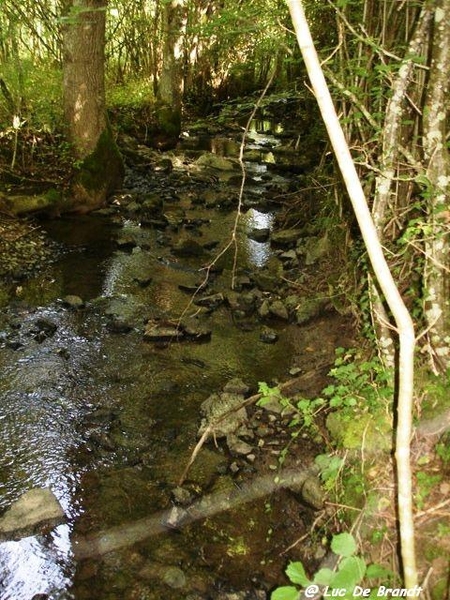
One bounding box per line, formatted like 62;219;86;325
0;488;65;541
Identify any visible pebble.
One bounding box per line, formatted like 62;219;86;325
62;294;85;309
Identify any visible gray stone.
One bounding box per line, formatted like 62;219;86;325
253;272;278;292
199;392;248;438
260;326;278;344
295;299;326;325
0;488;65;541
258;299;271;318
248;227;270;243
194;292;224;310
280;249;298;261
162;566;187;589
269;300;289;320
195;152;237;171
226;434;253;456
144;321;182;341
171;486;195;506
305;234;330;265
271;229;304;247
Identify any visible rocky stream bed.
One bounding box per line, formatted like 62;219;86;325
0;121;355;599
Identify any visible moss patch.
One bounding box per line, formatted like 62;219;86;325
73;122;124;212
326;410;392;452
156;104;181;138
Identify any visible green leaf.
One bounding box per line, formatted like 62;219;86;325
332;556;366;588
286;562;311;586
314;567;334;585
331;532;357;557
366;563;394;579
271;586;300;600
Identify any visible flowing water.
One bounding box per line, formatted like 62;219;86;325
0;126;340;599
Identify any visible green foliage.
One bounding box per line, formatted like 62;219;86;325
258;349;394;454
415;471;442;510
416;369;450;421
330;532;356;556
271;533;388;600
323;348;394;411
257;381;326;442
0;59;63;131
106;78;155;109
436;435;450;464
257;381;283;406
271;587;299;600
315;454;344;490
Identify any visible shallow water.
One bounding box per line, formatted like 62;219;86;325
0;126;339;599
0;212;305;599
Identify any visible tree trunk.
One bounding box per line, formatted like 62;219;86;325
369;6;432;368
422;0;450;373
62;0;123;213
155;0;187;147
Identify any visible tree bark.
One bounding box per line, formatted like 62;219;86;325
62;0;123;212
422;0;450;373
370;6;432;368
155;0;187;147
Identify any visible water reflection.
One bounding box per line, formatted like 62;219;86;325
0;307;97;599
0;527;73;600
242;208;274;268
248;119;283;135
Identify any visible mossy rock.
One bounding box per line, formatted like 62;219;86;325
0;189;69;216
326;410;391;452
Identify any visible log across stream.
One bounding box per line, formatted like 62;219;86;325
73;468;323;560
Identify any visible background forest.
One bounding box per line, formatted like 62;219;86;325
1;0;450;598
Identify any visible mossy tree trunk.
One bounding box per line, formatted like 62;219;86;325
422;0;450;373
62;0;124;212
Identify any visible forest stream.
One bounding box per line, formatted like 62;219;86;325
0;122;354;599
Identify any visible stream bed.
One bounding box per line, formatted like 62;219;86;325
0;125;353;599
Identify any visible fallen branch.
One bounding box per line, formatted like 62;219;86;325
73;468;320;560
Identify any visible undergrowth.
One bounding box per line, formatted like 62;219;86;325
259;348;450;598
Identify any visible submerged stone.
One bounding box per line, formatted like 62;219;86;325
0;488;65;541
172;238;205;257
181;318;212;341
194;292;224;310
248;227;270;243
223;378;250;395
144;322;182;341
